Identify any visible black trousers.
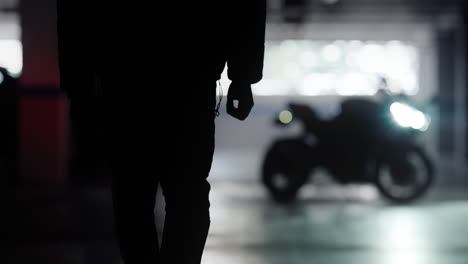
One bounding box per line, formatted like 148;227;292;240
103;80;217;264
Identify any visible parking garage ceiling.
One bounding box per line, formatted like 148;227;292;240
0;0;17;10
0;0;464;24
271;0;466;24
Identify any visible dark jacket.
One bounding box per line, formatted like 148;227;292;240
56;1;266;98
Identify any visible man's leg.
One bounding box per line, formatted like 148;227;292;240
159;81;216;263
68;98;105;186
105;100;161;264
111;167;160;264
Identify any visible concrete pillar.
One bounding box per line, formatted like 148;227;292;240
19;0;69;191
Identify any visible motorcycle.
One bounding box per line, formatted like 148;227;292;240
262;94;435;203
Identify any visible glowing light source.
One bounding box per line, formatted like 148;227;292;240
390;102;430;131
279;110;293;124
321;44;342;63
223;39;420;96
0;40;23;76
301;51;318;69
321;0;340;4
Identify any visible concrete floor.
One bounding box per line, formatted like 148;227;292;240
204;182;468;264
5;178;468;264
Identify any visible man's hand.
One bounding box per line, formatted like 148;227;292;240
227;82;254;120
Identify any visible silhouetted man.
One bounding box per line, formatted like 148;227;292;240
56;1;266;263
0;67;18;185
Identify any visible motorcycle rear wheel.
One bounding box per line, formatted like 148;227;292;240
262;147;309;204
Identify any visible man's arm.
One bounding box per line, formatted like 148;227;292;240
225;0;267;120
226;0;267;84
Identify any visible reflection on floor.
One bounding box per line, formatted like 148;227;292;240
5;180;468;264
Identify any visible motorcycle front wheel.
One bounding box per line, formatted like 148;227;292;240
262;143;309;204
373;146;434;203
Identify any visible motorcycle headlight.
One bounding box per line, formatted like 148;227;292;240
390;102;430;131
